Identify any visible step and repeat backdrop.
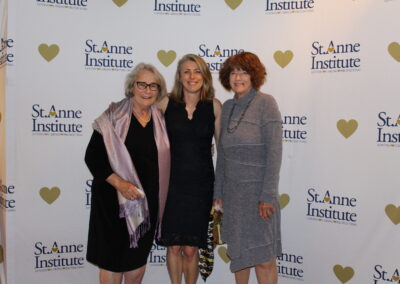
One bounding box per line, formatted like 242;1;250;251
0;0;6;282
0;0;399;283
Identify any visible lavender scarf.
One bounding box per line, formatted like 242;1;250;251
93;97;170;248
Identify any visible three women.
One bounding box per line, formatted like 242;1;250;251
85;51;282;284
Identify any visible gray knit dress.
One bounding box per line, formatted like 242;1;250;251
214;89;282;272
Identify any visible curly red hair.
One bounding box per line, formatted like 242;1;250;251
219;52;267;91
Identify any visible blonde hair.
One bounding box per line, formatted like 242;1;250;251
170;54;215;102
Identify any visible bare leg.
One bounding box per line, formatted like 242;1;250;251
167;246;183;284
123;265;147;284
255;259;278;284
234;267;250;284
182;246;199;284
99;269;123;284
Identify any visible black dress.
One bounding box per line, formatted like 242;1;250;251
158;99;215;248
85;116;159;272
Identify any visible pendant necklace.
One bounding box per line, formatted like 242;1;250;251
226;96;254;133
133;108;151;124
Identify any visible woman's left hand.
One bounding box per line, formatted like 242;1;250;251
258;202;275;220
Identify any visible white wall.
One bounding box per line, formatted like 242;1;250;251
1;0;400;283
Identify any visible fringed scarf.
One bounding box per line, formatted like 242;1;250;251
93;97;170;248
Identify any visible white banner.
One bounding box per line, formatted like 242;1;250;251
1;0;400;283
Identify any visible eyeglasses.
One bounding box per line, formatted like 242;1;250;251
135;81;160;91
230;71;249;77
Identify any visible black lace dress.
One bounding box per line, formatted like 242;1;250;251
158;99;215;248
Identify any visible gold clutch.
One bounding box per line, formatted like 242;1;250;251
211;208;224;248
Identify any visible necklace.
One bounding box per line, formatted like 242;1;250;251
132;108;151;124
226;96;254;133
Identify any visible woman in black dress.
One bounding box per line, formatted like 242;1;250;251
157;54;222;284
85;63;170;284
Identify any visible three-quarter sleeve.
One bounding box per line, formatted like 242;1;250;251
260;96;283;203
84;130;114;181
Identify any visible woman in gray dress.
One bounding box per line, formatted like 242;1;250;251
213;52;282;284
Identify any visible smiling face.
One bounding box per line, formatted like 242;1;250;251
132;69;159;110
229;67;253;98
179;60;204;95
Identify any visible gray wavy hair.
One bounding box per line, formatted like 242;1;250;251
124;63;167;99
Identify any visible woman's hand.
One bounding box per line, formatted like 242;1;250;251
258;201;275;220
116;180;143;201
106;173;143;200
213;198;223;212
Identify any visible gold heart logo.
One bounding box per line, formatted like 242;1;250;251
225;0;242;10
385;204;400;225
39;186;61;205
218;246;231;263
112;0;128;7
388;42;400;62
397;119;400;125
101;47;108;52
157;50;176;67
324;197;331;202
38;44;60;62
392;275;400;281
49;111;56;117
0;245;4;263
328;47;334;53
333;265;354;283
279;194;290;209
273;50;294;68
337;119;358;138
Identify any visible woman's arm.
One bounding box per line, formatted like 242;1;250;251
258;95;282;220
213;98;222;144
260;95;283;204
85;130;113;180
213;101;225;209
85;131;143;200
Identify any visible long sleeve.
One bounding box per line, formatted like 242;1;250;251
84;130;114;181
259;96;283;203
